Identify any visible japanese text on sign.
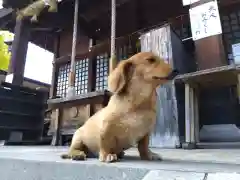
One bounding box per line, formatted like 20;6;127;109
189;1;222;41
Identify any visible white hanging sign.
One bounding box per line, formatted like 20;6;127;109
189;1;222;41
182;0;200;6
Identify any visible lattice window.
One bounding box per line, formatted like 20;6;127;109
56;59;89;97
56;63;70;97
221;11;240;62
75;58;89;95
95;53;109;91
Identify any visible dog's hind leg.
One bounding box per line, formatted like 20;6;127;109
138;133;162;161
61;130;87;161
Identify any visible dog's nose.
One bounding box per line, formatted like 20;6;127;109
166;69;179;80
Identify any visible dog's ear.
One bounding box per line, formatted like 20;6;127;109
108;60;133;94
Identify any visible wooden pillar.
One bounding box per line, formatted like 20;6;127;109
67;0;79;98
109;0;117;73
183;83;199;149
185;83;191;144
50;33;61;99
8;20;30;85
88;38;96;116
194;88;200;143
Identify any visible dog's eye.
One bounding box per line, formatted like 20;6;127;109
147;58;156;63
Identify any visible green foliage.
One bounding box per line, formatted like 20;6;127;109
0;35;11;71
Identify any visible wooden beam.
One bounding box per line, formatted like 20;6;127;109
37;6;97;38
80;0;132;22
8;19;31;85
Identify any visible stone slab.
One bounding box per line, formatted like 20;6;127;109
0;146;240;180
0;158;149;180
142;170;206;180
207;173;240;180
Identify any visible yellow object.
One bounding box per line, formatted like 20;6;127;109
0;35;11;71
0;30;14;42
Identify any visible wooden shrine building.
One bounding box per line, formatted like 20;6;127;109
1;0;240;149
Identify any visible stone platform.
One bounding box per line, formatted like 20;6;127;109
0;146;240;180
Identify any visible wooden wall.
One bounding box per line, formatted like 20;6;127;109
58;30;90;58
56;0;186;59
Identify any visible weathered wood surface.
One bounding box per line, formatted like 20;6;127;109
49;103;104;136
47;90;111;109
48;91;111;145
175;64;240;88
140;25;180;148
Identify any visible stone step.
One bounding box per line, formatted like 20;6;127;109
0;146;240;180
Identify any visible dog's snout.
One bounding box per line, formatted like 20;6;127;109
166;69;179;80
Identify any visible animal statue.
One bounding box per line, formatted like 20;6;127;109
16;0;58;22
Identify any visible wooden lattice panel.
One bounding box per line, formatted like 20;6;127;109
56;59;89;97
56;63;70;97
95;53;109;91
75;58;89;95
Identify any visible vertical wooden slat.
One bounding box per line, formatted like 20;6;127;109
88;39;96;93
237;74;240;103
194;87;200;143
88;39;96;116
189;85;195;143
184;82;198;149
51;108;63;146
50;62;58;98
185;83;191;143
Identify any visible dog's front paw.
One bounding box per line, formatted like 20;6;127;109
61;150;87;161
99;153;118;163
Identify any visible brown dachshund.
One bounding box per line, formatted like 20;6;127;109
61;52;178;163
